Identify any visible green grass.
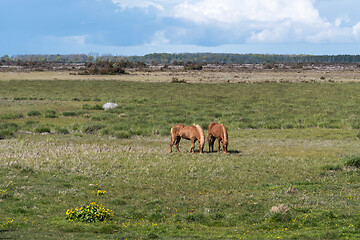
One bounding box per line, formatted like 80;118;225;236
1;79;360;239
1;81;360;138
1;131;360;239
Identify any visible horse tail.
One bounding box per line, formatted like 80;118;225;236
221;124;228;143
194;124;205;146
170;127;174;138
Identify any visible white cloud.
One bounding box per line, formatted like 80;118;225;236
172;0;323;25
111;0;360;44
352;22;360;39
335;17;344;27
61;35;87;45
248;21;293;42
306;28;352;43
43;35;87;46
149;31;170;45
112;0;176;11
112;0;322;24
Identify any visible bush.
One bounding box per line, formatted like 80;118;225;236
343;155;360;168
66;202;114;222
1;113;24;119
34;126;51;134
62;111;77;117
82;124;105;134
56;127;69;134
44;110;57;118
27;110;41;117
268;212;292;223
25;120;39;126
82;104;103;110
113;130;131;139
321;164;342;171
184;62;203;70
91;113;115;121
79;61;127;75
171;77;187;84
0;123;19;139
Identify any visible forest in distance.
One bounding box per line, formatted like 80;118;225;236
3;52;360;65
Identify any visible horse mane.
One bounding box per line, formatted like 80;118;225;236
193;124;205;145
208;122;217;130
221;124;228;143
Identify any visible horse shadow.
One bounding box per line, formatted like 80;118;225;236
205;149;242;154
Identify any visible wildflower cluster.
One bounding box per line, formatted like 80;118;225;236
66;202;114;222
97;190;106;196
1;181;13;199
0;217;14;228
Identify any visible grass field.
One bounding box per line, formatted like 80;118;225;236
1;70;360;239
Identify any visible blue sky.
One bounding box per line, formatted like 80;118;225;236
1;0;360;56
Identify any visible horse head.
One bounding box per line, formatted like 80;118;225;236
221;124;228;153
194;124;205;153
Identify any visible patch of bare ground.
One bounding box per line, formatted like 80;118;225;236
1;62;360;83
1;68;360;83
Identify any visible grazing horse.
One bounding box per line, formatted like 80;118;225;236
170;124;205;154
207;122;228;153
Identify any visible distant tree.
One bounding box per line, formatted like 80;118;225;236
1;54;11;62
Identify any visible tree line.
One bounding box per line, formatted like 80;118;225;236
2;53;360;64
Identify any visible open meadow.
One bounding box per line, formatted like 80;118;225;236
1;69;360;239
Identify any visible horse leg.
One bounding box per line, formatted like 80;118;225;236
217;138;221;153
208;135;212;152
210;137;214;152
223;143;227;153
190;139;196;153
170;136;175;153
175;137;181;152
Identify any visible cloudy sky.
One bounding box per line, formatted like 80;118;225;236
2;0;360;56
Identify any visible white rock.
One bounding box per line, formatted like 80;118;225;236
103;102;118;110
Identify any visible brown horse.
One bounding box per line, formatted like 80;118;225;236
207;122;228;153
170;124;205;154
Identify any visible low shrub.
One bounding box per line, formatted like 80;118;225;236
185;212;208;224
56;127;69;134
321;164;342;171
79;61;127;75
82;104;103;110
44;110;57;118
184;62;203;71
13;97;28;100
113;130;131;139
27;110;41;117
82;124;105;134
343;155;360;168
62;111;77;117
25;120;39;126
0;123;19;139
91;113;115;121
171;77;187;83
34;126;51;134
1;113;24;119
